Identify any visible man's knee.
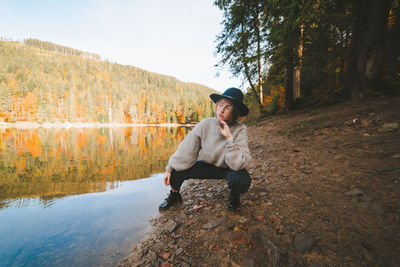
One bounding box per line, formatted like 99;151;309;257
225;169;251;193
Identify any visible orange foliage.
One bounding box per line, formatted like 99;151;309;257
77;131;88;154
14;130;42;157
176;105;185;124
137;128;149;155
15;159;25;170
262;85;285;108
25;132;41;157
75;93;86;120
176;127;185;142
196;106;202;116
96;135;108;145
7;78;18;89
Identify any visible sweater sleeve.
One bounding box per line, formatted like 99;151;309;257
224;126;252;171
166;123;202;172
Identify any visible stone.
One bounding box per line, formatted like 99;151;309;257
165;219;178;233
253;229;280;265
202;216;227;229
345;188;364;196
176;247;184;256
293;233;316;253
183;199;194;206
378;122;399;132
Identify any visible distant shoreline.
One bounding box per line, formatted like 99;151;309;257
0;121;196;129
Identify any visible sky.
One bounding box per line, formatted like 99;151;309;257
0;0;245;92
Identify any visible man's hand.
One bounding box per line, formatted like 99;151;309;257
163;171;171;186
217;120;233;141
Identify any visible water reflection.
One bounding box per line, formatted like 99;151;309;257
0;126;189;209
0;174;172;267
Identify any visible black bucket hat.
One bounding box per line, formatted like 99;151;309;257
210;87;249;116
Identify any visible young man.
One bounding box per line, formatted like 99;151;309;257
159;87;252;211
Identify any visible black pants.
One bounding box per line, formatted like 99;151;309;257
170;161;251;194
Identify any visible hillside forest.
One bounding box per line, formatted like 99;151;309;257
0;39;215;124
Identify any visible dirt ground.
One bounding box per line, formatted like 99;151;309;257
119;95;400;267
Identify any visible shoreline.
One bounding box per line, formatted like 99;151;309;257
118;97;400;266
0;121;196;129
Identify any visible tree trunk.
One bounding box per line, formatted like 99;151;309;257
256;10;264;105
346;0;393;100
239;22;264;115
244;68;265;115
241;42;264;115
293;24;304;101
285;53;295;110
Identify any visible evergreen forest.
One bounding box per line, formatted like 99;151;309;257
214;0;400;120
0;38;216;124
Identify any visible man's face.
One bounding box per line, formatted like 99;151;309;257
216;98;233;122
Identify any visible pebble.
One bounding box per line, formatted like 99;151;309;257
202;216;227;229
176;247;183;256
164;220;178;233
345;188;364;196
378;122;399;132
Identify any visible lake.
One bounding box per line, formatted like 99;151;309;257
0;126;190;266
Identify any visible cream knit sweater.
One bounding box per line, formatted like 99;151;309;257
166;117;252;173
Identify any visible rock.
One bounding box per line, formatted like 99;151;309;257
192;205;203;212
176;247;184;256
165;220;178;233
183;199;194;206
378;122;399;132
202;216;227;229
345;188;364;196
300;166;312;174
253;229;281;266
157;252;170;260
293;233;316;253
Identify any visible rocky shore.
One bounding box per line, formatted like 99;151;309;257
119;96;400;267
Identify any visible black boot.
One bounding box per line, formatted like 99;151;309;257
228;191;240;211
159;190;182;211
